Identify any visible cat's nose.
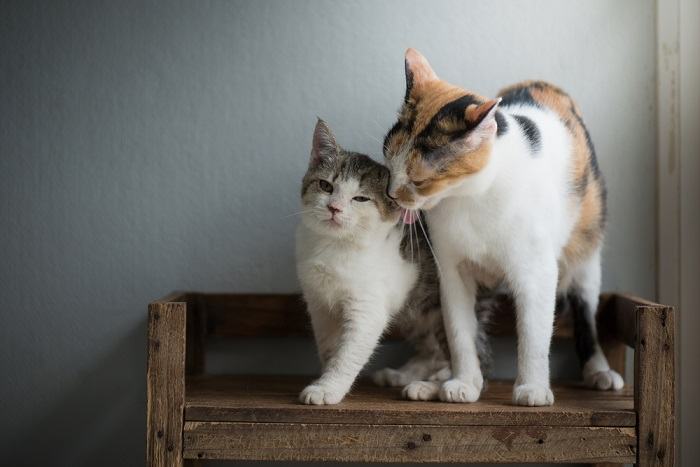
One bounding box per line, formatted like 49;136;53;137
327;203;342;215
387;188;398;200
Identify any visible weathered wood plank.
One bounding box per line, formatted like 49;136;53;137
610;293;666;349
183;422;636;463
186;295;206;375
198;292;575;339
636;306;676;466
185;375;635;427
147;300;187;467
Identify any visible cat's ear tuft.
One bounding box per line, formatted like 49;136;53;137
462;98;501;148
310;118;338;167
465;98;501;128
404;48;438;97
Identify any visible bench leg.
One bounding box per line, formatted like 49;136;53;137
147;301;187;467
589;339;628;467
635;306;676;466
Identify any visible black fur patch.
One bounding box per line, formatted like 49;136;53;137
513;115;541;154
495;110;508;136
404;60;414;103
568;292;596;367
383;121;402;156
499;87;540;108
414;95;482;152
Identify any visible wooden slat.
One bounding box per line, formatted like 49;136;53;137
147;300;187;467
609;293;666;348
184;375;635;427
635;305;676;466
197;292;575;339
202;293;309;337
186;295;206;375
183;421;636;463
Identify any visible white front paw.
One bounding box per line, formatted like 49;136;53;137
372;368;409;387
299;384;345;405
439;378;482;403
584;369;624;391
402;381;440;401
513;383;554;406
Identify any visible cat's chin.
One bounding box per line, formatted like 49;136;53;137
304;217;352;237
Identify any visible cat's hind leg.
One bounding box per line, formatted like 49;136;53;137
569;250;624;390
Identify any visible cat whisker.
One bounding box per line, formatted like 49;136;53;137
413;217;421;263
408;211;414;263
416;213;443;276
281;209;315;219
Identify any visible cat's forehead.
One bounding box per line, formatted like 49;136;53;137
326;153;387;188
335;177;360;193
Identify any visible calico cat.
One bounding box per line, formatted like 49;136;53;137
295;119;489;404
382;49;622;406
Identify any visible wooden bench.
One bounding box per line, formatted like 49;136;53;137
146;292;676;466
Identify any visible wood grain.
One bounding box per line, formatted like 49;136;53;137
147;299;187;467
609;293;666;348
635;306;676;466
197;292;577;339
183;421;636;463
186;295;206;375
185;375;635;427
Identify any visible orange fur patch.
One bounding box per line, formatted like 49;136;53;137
404;142;492;199
563;178;605;263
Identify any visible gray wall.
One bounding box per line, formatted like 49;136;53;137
0;1;656;466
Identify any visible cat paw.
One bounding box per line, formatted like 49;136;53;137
513;383;554;406
299;384;345;405
402;381;440;401
439;378;481;403
372;368;409;387
584;369;624;390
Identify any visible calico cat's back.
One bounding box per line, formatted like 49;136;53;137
498;81;607;263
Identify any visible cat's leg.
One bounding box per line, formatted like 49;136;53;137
300;300;389;405
510;252;557;406
307;306;341;371
437;266;483;403
570;249;624;390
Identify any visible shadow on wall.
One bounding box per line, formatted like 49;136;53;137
7;319;147;467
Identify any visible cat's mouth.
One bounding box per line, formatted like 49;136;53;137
325;216;343;228
401;209;418;225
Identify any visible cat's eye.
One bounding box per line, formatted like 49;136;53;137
353;196;371;202
319;180;333;193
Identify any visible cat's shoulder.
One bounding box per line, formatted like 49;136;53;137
497;80;585;128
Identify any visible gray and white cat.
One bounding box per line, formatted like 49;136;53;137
295;119;489;405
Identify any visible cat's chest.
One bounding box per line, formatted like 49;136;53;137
297;233;413;305
428;199;504;254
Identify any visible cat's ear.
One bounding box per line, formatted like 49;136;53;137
462;98;501;147
404;48;438;99
310;118;338;167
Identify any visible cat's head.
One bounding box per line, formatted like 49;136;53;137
383;48;501;210
301;119;400;238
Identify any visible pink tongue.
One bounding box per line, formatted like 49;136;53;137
401;209;417;225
